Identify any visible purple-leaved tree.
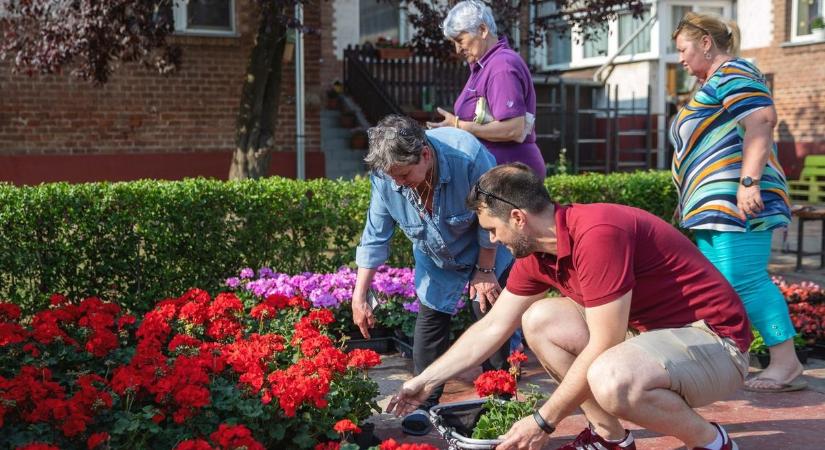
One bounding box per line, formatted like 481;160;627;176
0;0;643;179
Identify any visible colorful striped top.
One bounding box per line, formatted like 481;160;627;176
670;58;790;232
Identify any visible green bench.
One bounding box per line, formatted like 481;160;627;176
789;155;825;203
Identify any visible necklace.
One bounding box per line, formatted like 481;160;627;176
412;157;437;210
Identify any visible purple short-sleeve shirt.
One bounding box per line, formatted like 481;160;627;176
453;37;545;178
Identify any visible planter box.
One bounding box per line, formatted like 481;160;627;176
345;336;395;353
377;48;412;60
810;342;825;360
392;337;413;359
429;398;503;450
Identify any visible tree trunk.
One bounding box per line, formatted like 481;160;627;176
229;5;288;180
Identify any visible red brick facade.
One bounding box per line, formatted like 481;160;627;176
741;0;825;177
0;1;325;183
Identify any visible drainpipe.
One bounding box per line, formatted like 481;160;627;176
295;2;306;180
592;11;658;83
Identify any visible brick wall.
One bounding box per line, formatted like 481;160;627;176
0;0;324;181
320;0;344;94
740;0;825;176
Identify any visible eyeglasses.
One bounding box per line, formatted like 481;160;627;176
473;182;521;210
674;19;711;37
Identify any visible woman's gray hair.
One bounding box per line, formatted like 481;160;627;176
442;0;498;39
364;115;428;172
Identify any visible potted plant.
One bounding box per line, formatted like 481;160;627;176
429;352;546;448
749;328;810;368
812;16;825;40
326;88;340;110
374;36;412;60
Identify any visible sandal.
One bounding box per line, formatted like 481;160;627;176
743;376;807;393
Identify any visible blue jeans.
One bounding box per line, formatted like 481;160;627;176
695;229;796;346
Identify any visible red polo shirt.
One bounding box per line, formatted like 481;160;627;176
507;203;751;352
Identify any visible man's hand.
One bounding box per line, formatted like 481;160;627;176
386;378;432;416
469;271;501;313
736;184;764;220
496;414;553;450
351;295;376;339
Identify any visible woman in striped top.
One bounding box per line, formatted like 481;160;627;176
671;13;804;394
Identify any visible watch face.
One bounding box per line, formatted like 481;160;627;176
742;177;753;187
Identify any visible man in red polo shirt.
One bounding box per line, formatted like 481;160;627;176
386;163;751;450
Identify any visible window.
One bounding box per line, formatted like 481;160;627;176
618;10;652;55
668;5;692;52
583;27;608;58
667;3;731;53
173;0;235;35
360;0;400;42
792;0;824;41
547;29;572;65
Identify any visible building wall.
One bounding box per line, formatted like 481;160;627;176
0;1;325;183
740;0;825;177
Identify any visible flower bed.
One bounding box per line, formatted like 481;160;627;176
774;276;825;344
227;266;476;343
0;290;382;449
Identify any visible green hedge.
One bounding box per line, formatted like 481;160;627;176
0;171;676;313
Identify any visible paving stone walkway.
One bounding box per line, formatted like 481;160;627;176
367;352;825;449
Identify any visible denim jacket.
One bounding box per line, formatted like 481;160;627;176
355;127;513;314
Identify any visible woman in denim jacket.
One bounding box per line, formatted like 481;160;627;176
351;114;514;434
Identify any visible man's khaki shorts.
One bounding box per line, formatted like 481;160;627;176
565;299;748;407
623;320;749;407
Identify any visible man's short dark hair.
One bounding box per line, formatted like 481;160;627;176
466;163;552;218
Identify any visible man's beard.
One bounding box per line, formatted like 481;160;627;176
509;232;537;259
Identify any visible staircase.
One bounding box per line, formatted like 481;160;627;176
321;96;370;180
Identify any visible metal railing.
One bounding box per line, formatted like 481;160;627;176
343;45;469;119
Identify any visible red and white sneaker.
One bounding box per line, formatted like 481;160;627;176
693;422;739;450
557;426;636;450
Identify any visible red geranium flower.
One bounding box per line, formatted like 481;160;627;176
174;439;215;450
209;423;264;450
315;442;341;450
333;418;361;434
474;370;517;398
16;444;61;450
379;439;439;450
507;350;528;366
87;432;109;449
346;349;382;369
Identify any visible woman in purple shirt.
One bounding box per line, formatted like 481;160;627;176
426;0;546;179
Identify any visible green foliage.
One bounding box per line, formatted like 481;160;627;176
749;327;808;354
545;170;677;220
0;171;677;314
472;385;547;440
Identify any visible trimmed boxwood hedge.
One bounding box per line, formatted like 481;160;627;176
0;170;676;313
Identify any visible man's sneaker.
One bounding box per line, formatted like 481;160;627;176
557;426;636;450
693;422;739;450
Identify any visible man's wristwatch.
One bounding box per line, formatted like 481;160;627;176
532;410;555;434
474;264;495;274
740;176;760;187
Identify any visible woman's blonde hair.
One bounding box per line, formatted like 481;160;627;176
672;12;740;56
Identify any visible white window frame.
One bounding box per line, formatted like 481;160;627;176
790;0;825;43
531;1;658;72
659;0;732;66
173;0;237;37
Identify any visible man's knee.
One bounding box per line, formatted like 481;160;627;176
521;298;587;344
587;354;644;416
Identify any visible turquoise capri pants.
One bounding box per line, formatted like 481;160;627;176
695;229;797;347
